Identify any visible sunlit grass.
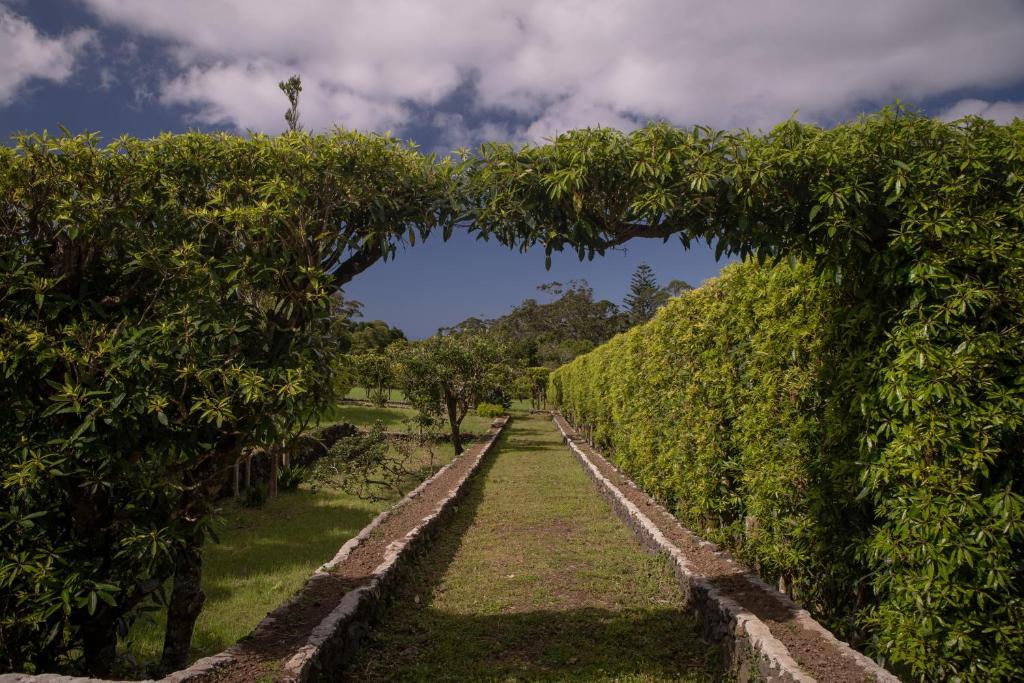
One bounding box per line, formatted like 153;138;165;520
125;487;386;669
347;414;722;681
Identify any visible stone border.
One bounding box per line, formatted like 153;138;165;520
552;413;898;683
1;418;509;683
279;416;508;682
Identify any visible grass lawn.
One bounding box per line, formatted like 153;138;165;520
125;400;462;672
344;386;408;403
344;413;722;682
125;395;521;672
125;487;388;670
323;401;496;436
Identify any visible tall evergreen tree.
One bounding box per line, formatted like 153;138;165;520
624;263;660;324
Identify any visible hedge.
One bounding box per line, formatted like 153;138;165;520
550;257;1022;681
0;129;451;675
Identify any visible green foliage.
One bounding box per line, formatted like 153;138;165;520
397;334;516;454
536;111;1024;681
243;482;271;509
475;402;505;418
350;351;397;406
276;465;308;492
0;128;453;673
310;420;441;501
442;280;629;367
349;320;406;354
512;367;551;410
623;263;661;324
278;75;302;132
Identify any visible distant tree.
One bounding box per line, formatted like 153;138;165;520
398;335;514;454
442;280;628;367
513;366;551;410
351;351;396;406
624;263;661;324
349;320;406;354
278;74;302;132
661;278;693;298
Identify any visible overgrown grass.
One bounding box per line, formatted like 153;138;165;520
346;414;722;682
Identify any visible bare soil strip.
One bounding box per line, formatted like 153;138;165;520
553;413;894;683
342;413;722;682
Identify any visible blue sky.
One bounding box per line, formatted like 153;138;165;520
3;1;1024;337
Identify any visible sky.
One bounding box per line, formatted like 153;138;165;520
3;1;1024;337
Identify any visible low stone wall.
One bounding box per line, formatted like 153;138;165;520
552;413;897;683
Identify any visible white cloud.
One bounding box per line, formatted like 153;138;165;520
80;0;1024;140
0;7;94;106
939;98;1024;124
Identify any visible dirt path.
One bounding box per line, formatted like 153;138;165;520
341;413;722;682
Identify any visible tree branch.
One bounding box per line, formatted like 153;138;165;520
330;241;385;290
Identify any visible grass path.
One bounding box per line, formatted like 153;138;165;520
343;414;723;682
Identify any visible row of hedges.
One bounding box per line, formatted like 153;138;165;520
3;109;1021;680
551;259;861;622
550;256;1022;680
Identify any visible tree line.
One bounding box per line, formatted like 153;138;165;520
440;265;690;368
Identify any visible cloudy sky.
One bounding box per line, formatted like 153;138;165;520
3;0;1024;336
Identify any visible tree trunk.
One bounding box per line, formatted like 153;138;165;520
160;538;205;674
269;450;279;498
232;461;240;497
446;396;463;455
82;616;118;677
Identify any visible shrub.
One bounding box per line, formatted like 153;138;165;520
244;482;271;509
475;402;505;418
276;465;309;492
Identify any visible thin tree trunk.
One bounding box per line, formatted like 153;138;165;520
269;451;279;498
446;396;463;455
233;461;240;497
160;538;205;674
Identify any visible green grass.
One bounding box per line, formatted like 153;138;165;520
126;487;388;668
125;409;460;671
322;402;419;427
345;414;723;682
323;401;495;437
125;399;536;672
344;386;409;403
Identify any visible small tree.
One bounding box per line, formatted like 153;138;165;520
624;263;661;325
278;74;302;132
398;335;513;454
351;351;394;406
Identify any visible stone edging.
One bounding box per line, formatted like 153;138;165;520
551;413;897;683
0;417;509;683
278;416;508;681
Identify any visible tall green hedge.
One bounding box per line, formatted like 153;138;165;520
0;130;450;674
550;256;1022;680
551;259;864;616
